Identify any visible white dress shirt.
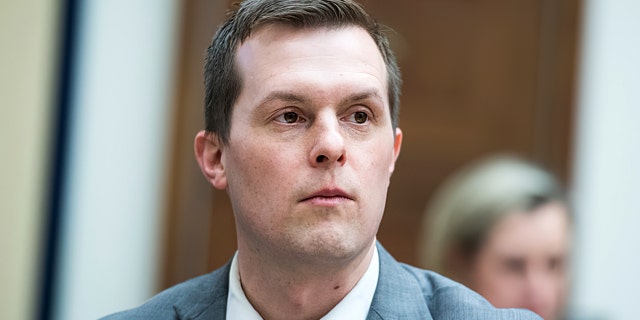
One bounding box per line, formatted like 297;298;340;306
226;246;380;319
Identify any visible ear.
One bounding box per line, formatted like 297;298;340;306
389;127;403;173
194;130;227;189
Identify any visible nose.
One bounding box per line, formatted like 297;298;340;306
309;114;347;167
524;270;557;320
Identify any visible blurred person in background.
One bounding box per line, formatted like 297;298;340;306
418;154;572;320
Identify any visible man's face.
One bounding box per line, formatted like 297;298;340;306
220;24;402;263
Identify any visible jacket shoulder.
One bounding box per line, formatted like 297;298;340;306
100;263;230;320
399;263;542;320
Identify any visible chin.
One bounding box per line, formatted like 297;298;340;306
292;231;367;262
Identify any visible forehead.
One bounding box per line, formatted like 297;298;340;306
487;202;571;255
234;24;387;89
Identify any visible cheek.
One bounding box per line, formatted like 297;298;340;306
472;254;521;301
224;143;296;217
225;152;292;236
359;142;395;179
476;274;522;308
357;156;392;208
227;140;294;183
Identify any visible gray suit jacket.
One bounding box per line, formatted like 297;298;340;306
102;243;541;319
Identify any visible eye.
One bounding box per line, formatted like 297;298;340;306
502;257;526;274
548;256;566;272
275;111;303;124
348;111;369;124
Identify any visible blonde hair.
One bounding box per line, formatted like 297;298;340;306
418;154;565;276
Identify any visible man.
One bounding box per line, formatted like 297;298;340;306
104;0;541;319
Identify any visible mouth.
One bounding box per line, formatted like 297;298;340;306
299;188;354;206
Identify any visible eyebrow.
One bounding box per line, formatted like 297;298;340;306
339;89;384;106
258;89;384;107
258;91;307;106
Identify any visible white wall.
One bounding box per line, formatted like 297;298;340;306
53;1;180;319
571;1;640;319
0;1;59;319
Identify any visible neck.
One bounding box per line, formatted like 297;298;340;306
236;240;376;320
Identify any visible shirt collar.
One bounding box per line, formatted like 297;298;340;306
226;245;380;319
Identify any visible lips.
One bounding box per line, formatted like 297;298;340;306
300;188;354;203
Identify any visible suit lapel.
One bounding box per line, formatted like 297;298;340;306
173;261;231;320
367;242;433;320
